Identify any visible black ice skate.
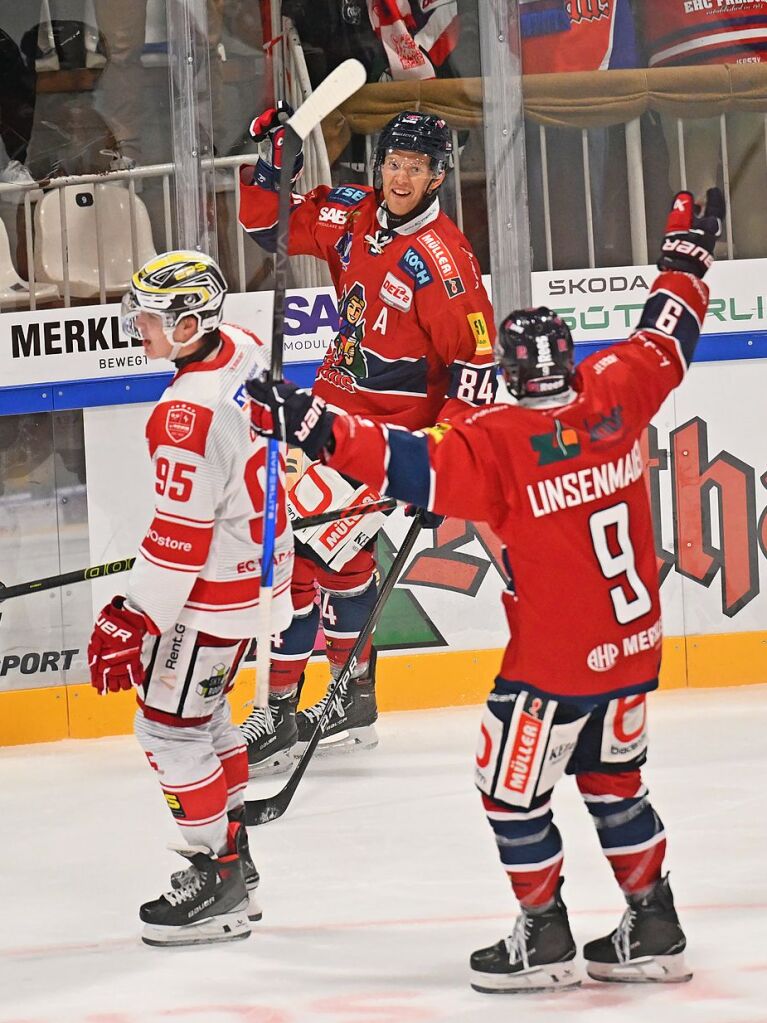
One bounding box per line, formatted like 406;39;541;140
583;874;691;983
141;829;251;946
470;881;580;993
294;658;378;755
240;691;298;776
170;807;261;921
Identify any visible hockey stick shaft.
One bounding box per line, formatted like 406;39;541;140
0;501;399;603
255;59;366;709
244;510;425;827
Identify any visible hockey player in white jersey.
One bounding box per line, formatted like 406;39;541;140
87;251;294;947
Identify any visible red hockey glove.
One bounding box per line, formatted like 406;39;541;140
405;505;444;529
246;372;336;461
247;100;304;190
88;596;152;695
657;188;725;279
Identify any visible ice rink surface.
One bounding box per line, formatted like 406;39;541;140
1;684;766;1023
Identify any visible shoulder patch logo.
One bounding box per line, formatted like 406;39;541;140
530;421;581;465
166;404;197;444
418;229;465;299
467;312;492;353
398;247;434;289
380;272;413;312
326;186;367;207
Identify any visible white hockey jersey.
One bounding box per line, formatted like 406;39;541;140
125;325;294;640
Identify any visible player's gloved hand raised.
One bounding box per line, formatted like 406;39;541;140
405;505;444;529
246;372;336;461
247;100;304;189
88;596;153;695
657;188;725;279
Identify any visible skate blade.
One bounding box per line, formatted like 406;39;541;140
142;907;251;947
471;961;581;994
247;891;263;922
294;723;379;757
586;953;692;984
247;748;295;778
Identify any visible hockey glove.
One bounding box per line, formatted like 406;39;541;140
657;188;725;279
246;372;336;461
248;100;304;191
88;596;153;695
405;505;444;529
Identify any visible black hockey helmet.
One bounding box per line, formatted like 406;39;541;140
495;307;575;401
373;111;453;185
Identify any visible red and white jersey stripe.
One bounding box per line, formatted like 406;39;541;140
639;1;767;67
126;324;294;639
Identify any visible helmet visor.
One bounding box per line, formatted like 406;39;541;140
121;291;176;342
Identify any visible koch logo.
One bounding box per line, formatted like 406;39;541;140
587;643;619;672
398;247;433;289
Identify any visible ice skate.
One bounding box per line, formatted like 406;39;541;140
240;692;298;776
169;807;261;921
141;829;251;946
294;668;378;756
584;874;691;983
470;881;580;993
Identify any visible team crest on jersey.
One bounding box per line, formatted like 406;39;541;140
318;282;368;392
530;420;581;465
584;405;624;442
165;404;197;444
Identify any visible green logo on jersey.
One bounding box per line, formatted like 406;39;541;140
530;421;581;465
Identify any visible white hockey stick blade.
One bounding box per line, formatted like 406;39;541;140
287;59;366;142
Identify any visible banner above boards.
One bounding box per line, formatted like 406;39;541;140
1;264;765;406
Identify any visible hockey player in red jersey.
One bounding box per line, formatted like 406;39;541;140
87;252;294;947
244;189;725;990
238;106;496;770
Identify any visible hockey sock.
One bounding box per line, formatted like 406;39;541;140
322;577;377;681
481;793;564;908
577;770;667;895
270;602;320;695
209;698;248;812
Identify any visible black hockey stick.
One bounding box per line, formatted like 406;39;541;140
0;499;398;603
244;510;425;826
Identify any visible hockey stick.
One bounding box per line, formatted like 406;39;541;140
0;498;397;603
244;509;425;827
255;58;367;710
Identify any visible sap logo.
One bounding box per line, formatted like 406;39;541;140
380;272;412;312
587;643;619;672
327;186;367;207
284;293;339;336
398;247;434;289
319;206;348;226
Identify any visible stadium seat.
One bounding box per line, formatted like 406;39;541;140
0;217;59;310
34;183;156;300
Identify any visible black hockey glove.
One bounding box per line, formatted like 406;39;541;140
657;188;725;279
405;505;444;529
246;373;335;461
247;100;304;190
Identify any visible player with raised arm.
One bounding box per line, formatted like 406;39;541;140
244;190;724;990
87;252;294;947
238;106;496;770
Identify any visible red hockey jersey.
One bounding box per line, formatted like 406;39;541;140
639;1;767;67
239;179;496;429
324;270;709;702
126;325;294;640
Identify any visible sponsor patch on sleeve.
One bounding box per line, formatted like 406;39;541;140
326;186;368;207
422;422;452;444
380;272;413;312
398;247;434;289
467;312;492;353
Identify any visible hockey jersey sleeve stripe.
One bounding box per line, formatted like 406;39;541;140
636;271;707;368
138;549;204;573
139;515;214;570
384;429;432;509
650;28;767;66
155;509;215;528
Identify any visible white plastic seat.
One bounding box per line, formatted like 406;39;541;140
34;183;156;300
0;217;59;310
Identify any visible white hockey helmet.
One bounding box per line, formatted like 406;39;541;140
121;250;228;360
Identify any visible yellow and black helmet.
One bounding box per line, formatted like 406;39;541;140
121;250;228;356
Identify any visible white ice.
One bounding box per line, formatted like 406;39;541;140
1;685;766;1023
